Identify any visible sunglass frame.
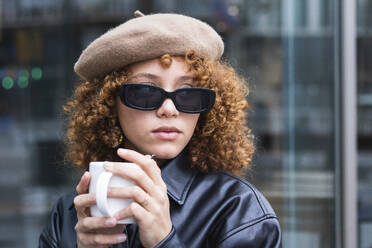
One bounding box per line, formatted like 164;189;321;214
119;83;216;114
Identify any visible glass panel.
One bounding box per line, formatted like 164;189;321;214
0;1;137;247
235;0;337;247
0;9;75;248
357;0;372;247
0;0;340;247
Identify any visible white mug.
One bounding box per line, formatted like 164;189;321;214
89;161;140;224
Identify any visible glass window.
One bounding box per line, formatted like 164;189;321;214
357;0;372;247
234;1;337;247
0;1;361;247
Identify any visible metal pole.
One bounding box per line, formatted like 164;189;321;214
341;0;358;247
333;0;342;246
281;0;297;246
0;0;2;42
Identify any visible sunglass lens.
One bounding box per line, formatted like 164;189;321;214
175;89;214;113
175;90;202;112
125;85;163;109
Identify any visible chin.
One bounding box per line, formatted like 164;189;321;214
149;144;185;159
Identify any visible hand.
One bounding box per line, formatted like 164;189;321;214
104;148;172;248
74;172;127;248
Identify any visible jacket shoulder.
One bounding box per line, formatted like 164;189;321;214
54;191;77;210
222;172;276;217
50;191;77;218
200;171;277;217
39;191;77;248
196;172;281;246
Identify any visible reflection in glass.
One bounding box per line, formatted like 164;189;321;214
243;0;336;247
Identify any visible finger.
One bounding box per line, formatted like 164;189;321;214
114;202;151;225
78;232;127;246
74;193;96;217
104;163;156;196
108;186;152;210
74;193;96;209
117;148;164;187
100;224;126;234
76;171;91;195
75;216;119;233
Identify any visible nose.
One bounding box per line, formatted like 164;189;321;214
156;98;179;118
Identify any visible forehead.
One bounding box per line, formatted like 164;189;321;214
127;56;192;78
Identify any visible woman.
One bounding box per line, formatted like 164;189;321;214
39;11;281;248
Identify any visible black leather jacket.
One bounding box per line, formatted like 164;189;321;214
39;150;281;247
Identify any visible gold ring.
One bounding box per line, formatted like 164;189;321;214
141;194;150;206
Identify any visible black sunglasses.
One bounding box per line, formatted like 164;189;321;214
119;83;216;113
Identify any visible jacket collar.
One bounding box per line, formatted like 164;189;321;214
69;148;196;210
161;148;197;205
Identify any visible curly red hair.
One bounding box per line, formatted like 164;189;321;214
63;51;254;175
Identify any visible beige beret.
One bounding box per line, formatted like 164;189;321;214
74;11;224;82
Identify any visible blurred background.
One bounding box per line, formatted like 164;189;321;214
0;0;371;247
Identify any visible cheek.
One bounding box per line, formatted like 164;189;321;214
117;104;150;134
183;114;200;135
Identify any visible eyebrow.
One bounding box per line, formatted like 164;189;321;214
178;75;195;82
130;73;159;81
130;73;194;82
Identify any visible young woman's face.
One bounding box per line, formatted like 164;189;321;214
116;57;200;162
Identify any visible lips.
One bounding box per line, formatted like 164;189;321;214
152;126;181;140
153;126;181;133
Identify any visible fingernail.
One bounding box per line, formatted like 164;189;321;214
117;234;127;242
105;218;116;227
118;148;127;155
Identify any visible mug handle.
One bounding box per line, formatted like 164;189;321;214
96;171;113;217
